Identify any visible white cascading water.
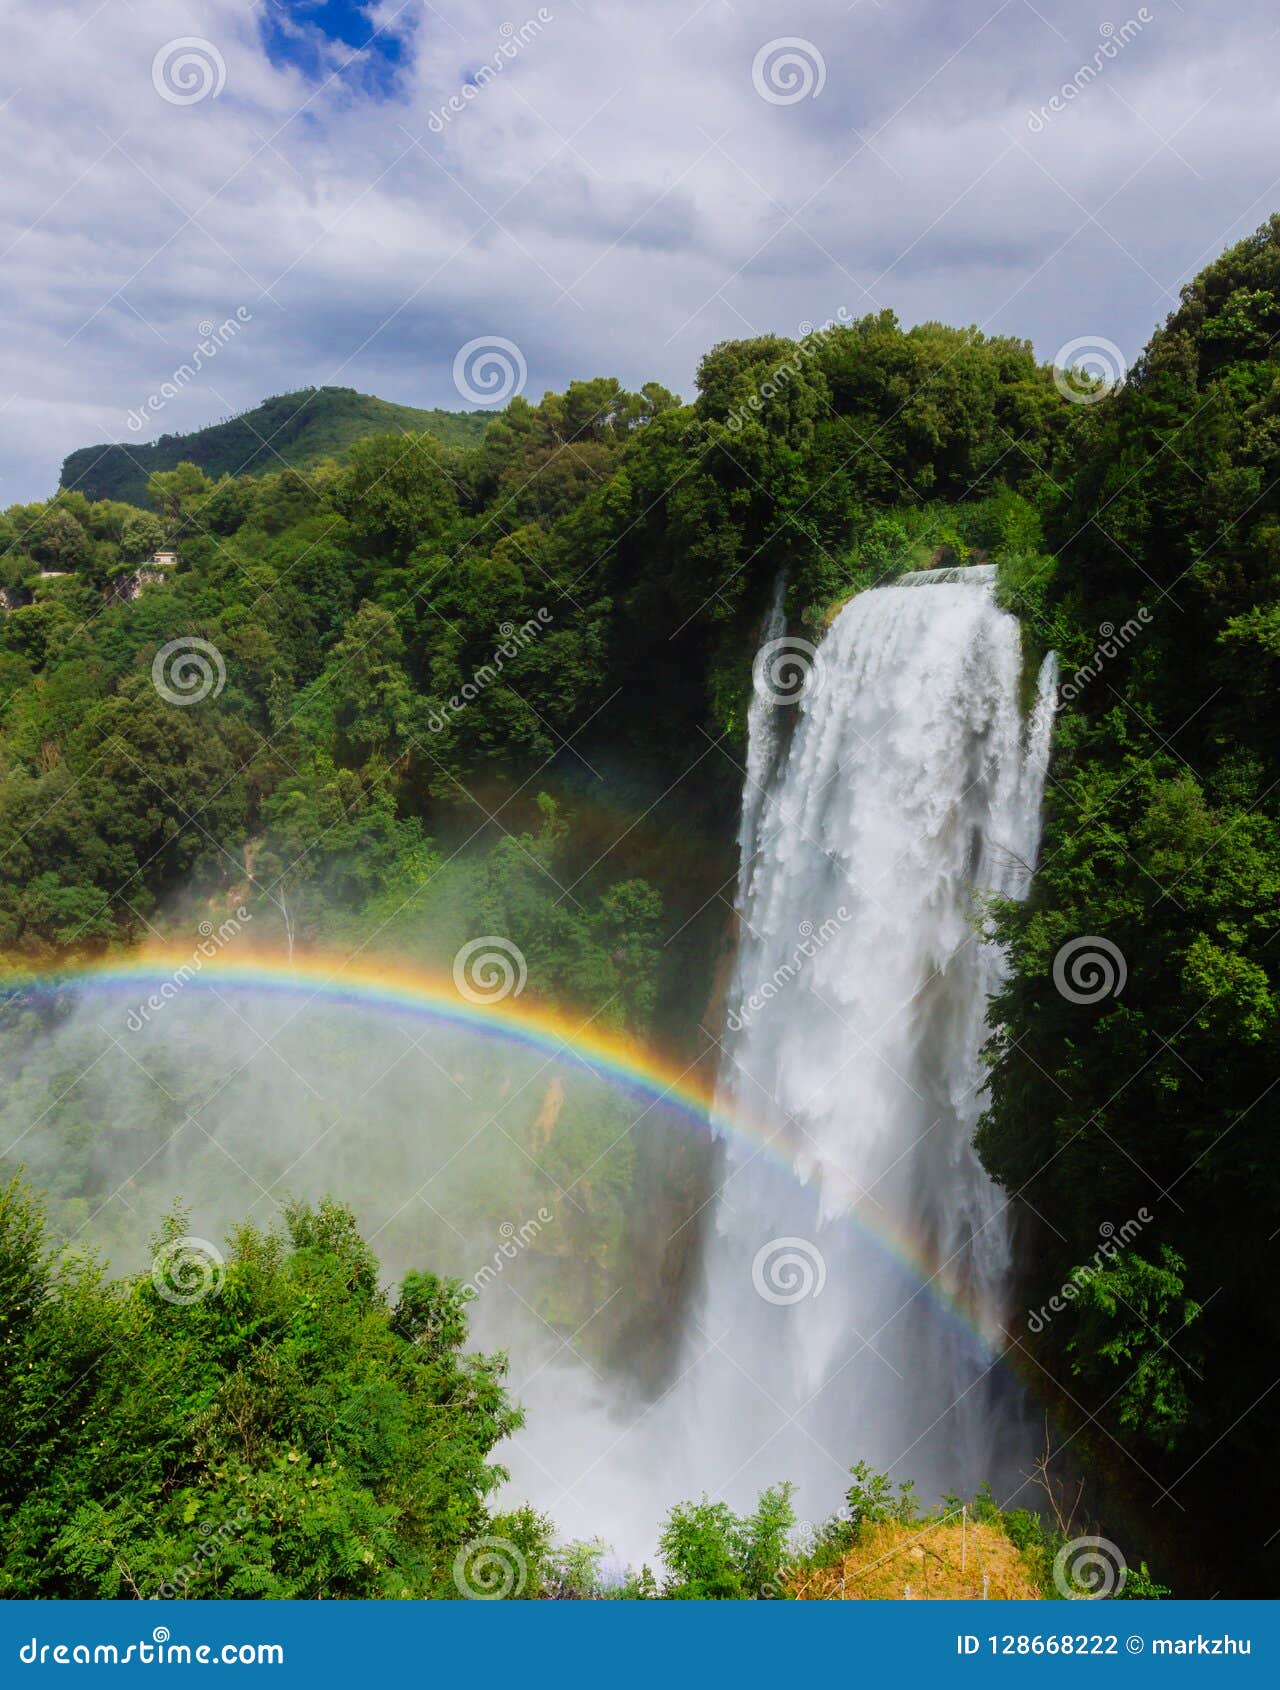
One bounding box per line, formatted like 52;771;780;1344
669;563;1057;1526
502;563;1056;1559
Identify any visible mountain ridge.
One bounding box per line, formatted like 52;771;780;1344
59;385;489;504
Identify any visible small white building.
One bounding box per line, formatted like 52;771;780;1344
150;549;178;567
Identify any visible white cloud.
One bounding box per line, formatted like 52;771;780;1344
2;0;1279;499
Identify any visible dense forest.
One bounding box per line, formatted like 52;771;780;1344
59;387;488;507
2;215;1279;1596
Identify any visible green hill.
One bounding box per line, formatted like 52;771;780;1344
59;386;489;505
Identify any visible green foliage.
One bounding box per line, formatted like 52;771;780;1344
334;433;462;565
0;1183;522;1598
6;229;1280;1593
1066;1247;1202;1451
791;1465;1165;1602
657;1483;796;1599
147;461;214;527
544;1536;611;1600
844;1458;920;1527
1114;1562;1172;1600
3;312;1061;967
0;1178;1165;1601
60;389;488;506
120;509;166;561
978;215;1280;1579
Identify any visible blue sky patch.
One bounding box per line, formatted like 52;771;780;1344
259;0;408;92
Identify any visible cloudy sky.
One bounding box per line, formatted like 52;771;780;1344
2;0;1277;501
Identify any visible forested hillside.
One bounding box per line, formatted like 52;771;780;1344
59;387;489;506
3;219;1280;1594
2;321;1059;972
978;218;1280;1590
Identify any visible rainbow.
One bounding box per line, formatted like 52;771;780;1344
0;946;1014;1358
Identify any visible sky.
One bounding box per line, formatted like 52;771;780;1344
2;0;1278;501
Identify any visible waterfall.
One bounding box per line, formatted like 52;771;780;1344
674;563;1057;1525
501;563;1056;1559
736;573;789;898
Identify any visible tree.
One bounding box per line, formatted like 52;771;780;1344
119;510;166;561
0;1184;524;1598
658;1484;795;1599
147;461;213;528
1067;1247;1203;1452
978;213;1280;1590
30;508;89;571
334;433;461;564
325;602;415;765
